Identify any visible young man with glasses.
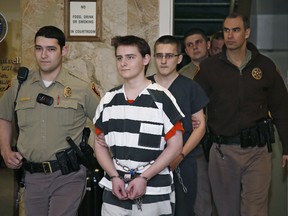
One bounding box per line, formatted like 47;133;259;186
179;28;210;79
94;35;185;216
148;35;212;216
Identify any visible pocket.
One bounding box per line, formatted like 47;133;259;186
54;100;78;126
138;123;163;148
15;100;36;127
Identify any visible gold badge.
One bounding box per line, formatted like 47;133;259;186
251;68;262;80
64;86;72;98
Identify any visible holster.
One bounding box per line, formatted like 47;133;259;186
66;127;103;173
240;118;275;152
56;148;80;175
201;132;212;162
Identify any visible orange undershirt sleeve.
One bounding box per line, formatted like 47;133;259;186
165;121;184;141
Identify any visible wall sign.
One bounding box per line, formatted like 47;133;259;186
0;12;8;43
0;7;21;98
64;0;102;41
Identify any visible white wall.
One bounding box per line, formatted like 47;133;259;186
250;1;288;215
159;0;173;36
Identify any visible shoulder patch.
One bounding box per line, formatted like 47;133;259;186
4;81;12;91
91;82;101;97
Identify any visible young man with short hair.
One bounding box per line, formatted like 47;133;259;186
0;26;100;215
209;30;224;56
94;35;184;216
148;35;212;216
179;28;210;79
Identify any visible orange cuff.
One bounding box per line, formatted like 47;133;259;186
165;121;184;141
95;127;103;135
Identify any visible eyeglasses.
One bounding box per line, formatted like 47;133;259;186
154;53;181;60
186;39;204;48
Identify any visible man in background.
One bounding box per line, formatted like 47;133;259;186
209;30;224;56
179;28;210;79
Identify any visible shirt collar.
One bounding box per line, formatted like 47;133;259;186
29;67;68;87
226;49;252;70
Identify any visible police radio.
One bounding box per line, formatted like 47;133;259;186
15;67;29;102
17;67;29;84
36;93;54;106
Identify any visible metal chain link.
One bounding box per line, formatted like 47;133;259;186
175;166;188;193
113;157;154;172
134;197;143;211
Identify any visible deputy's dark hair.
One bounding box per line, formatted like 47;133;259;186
183;28;208;44
224;12;250;30
154;35;182;54
34;26;66;49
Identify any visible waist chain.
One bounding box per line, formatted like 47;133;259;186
113;157;154;182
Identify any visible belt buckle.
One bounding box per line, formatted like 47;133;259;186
42;162;52;174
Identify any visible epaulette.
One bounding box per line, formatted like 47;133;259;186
68;70;90;83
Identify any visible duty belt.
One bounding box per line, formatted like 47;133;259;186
24;160;61;174
209;118;274;151
210;134;241;145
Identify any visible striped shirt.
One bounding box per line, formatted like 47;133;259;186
93;82;184;195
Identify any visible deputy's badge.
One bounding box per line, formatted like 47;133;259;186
251;68;262;80
91;82;100;97
64;86;72;98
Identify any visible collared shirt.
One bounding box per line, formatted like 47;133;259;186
0;68;100;162
178;62;199;80
195;42;288;154
227;49;252;73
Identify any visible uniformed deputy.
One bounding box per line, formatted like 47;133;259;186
195;12;288;216
0;26;100;216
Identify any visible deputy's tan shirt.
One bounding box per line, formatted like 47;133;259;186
0;68;100;162
178;62;199;80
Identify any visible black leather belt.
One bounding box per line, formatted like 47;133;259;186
210;134;241;145
24;160;61;174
